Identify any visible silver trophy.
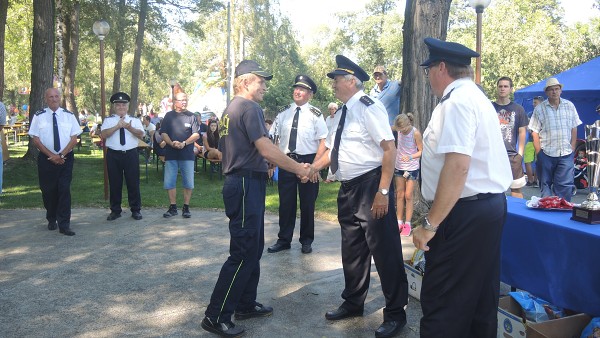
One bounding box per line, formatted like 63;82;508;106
580;122;600;210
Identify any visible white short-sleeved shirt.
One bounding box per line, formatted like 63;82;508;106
270;102;328;155
325;90;394;181
102;114;144;151
421;78;512;201
29;107;82;154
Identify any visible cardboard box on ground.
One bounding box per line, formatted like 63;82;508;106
497;296;591;338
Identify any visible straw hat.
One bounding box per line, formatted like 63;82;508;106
544;78;563;91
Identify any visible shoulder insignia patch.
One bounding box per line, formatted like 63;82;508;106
34;109;46;116
440;88;455;103
278;104;291;113
360;95;375;106
309;106;322;117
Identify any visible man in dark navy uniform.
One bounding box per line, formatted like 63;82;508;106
415;37;512;337
202;60;311;338
29;88;82;236
101;92;145;221
310;55;408;338
268;75;328;254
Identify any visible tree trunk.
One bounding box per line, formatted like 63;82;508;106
401;0;452;132
63;1;80;115
401;0;452;218
112;0;126;94
56;0;64;93
26;0;55;159
0;0;7;99
128;0;147;116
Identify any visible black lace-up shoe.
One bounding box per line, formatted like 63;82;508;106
201;317;244;337
234;303;273;320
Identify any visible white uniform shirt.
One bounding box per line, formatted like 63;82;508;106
270;102;328;155
325;90;394;181
102;114;144;151
325;115;336;132
421;78;512;201
28;107;82;154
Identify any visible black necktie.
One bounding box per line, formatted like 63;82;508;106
330;105;347;174
120;127;126;145
52;112;60;152
288;107;300;153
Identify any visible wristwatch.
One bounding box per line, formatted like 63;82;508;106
423;216;439;232
182;141;187;146
59;153;65;159
378;188;389;196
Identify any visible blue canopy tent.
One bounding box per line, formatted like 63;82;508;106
514;56;600;139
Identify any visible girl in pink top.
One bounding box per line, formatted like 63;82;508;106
393;113;423;236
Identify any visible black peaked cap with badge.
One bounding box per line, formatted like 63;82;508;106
110;92;131;103
327;55;370;82
292;74;317;94
420;37;479;67
234;60;273;80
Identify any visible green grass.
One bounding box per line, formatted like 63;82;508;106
1;145;340;221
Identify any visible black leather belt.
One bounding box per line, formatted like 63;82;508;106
108;148;137;154
286;153;315;161
457;193;497;202
341;167;382;188
226;169;268;180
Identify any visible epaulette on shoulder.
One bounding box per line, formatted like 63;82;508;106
309;106;322;117
34;109;46;116
108;114;117;118
278;104;291;113
64;109;74;115
360;95;375;106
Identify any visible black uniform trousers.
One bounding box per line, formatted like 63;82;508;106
420;193;506;338
107;148;141;214
276;153;318;246
37;151;75;230
337;167;408;323
205;171;267;323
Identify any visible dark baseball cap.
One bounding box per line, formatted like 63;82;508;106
234;60;273;80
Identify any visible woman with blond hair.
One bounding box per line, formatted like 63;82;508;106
393;113;422;236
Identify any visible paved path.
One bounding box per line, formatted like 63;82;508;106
0;208;421;337
0;185;587;337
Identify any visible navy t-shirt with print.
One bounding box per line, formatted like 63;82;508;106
160;110;199;161
219;96;269;174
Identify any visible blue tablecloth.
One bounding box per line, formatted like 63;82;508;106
501;196;600;316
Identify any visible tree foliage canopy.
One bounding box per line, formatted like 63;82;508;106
2;0;599;120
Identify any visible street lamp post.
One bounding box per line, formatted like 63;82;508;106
226;0;231;103
93;20;110;200
468;0;491;85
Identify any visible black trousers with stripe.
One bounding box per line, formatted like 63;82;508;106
205;173;266;323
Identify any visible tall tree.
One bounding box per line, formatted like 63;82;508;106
112;0;126;94
401;0;452;132
27;0;55;157
128;0;147;116
0;0;8;100
58;0;80;114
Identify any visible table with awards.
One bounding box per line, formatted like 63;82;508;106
501;196;600;316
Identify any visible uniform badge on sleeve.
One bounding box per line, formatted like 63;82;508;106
359;95;375;106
